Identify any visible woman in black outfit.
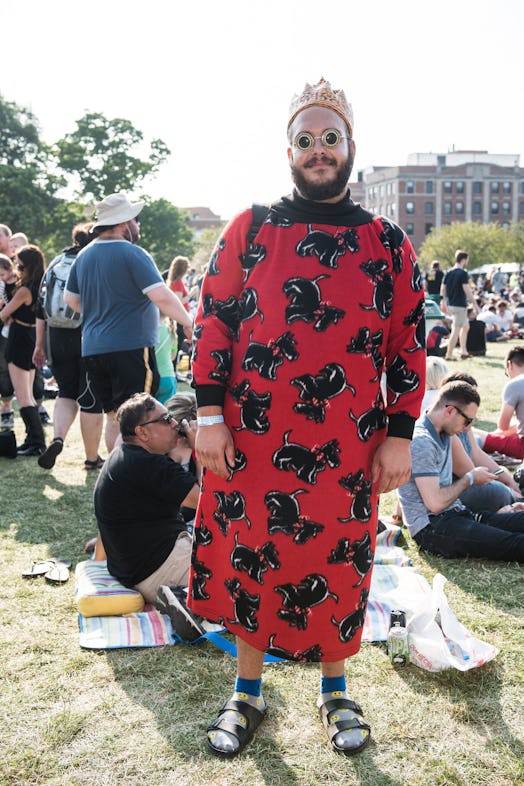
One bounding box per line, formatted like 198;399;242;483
0;245;46;455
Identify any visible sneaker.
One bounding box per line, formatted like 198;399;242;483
1;411;14;429
39;410;52;426
38;438;63;469
155;585;205;642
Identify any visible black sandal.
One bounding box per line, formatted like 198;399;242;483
207;698;266;757
84;455;104;470
318;697;371;755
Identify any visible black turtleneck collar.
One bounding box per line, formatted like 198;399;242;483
271;189;375;227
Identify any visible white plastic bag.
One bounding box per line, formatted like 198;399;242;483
408;573;498;672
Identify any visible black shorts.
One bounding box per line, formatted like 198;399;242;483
49;327;103;413
84;347;159;413
6;322;35;371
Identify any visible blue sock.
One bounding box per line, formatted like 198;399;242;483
321;675;347;696
235;676;262;698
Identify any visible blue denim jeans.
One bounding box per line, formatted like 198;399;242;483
414;507;524;561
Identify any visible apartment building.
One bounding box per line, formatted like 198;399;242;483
354;151;524;252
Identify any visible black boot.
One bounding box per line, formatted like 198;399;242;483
18;406;46;456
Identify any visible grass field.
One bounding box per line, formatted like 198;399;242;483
1;343;523;786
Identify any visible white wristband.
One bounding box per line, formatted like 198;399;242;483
197;415;225;427
465;471;474;486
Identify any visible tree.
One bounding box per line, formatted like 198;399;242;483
0;94;65;245
417;222;524;271
55;112;170;200
138;198;195;272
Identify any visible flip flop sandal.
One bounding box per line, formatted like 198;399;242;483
22;558;72;578
318;697;371;756
207;698;266;758
45;563;70;584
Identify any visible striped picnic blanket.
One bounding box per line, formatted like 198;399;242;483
79;605;173;649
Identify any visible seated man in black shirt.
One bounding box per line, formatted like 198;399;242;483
93;393;200;604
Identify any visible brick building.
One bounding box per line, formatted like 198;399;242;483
352;151;524;252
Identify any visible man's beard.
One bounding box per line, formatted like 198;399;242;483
291;153;354;201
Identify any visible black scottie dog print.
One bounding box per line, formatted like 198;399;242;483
266;634;323;662
201;294;240;339
275;573;338;630
359;258;394;319
208;348;232;384
345;326;384;382
207;237;226;276
230;532;280;585
225;577;260;633
337;469;372;522
242;331;298;380
403;299;426;353
229;380;271;434
191;557;213;601
331;587;369;643
213;490;251;536
327;531;373;587
272;431;341;485
264;489;324;544
379;217;405;273
291;362;355;423
349;394;387;442
239;239;266;281
296;225;359;269
283;275;345;332
386;354;420;405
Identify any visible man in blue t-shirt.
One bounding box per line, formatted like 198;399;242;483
65;193;193;449
440;250;478;361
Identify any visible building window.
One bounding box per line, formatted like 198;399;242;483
502;202;511;215
473;201;482;216
424;201;433;215
444;202;452;215
503;182;511;195
491;201;499;214
519;202;524;214
406;223;414;236
444;181;452;194
406;181;414;194
456;201;464;214
379;185;384;197
474;181;482;194
426;180;433;194
491;181;499;194
390;203;396;216
406;201;415;214
425;223;434;235
502;221;510;229
456;181;464;194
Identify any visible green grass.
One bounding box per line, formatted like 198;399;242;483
1;345;523;786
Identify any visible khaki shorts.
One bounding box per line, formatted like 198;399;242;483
447;306;468;328
133;531;192;603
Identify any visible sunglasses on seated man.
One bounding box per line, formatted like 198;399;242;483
139;412;175;428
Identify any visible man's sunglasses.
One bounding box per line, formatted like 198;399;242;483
450;404;474;427
138;412;175;428
293;128;350;152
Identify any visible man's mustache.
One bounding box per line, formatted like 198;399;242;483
304;155;336;168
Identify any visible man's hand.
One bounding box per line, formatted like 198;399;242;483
371;437;412;494
195;423;236;479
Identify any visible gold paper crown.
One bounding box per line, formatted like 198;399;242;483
288;77;353;137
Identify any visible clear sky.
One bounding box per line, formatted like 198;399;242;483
3;0;523;220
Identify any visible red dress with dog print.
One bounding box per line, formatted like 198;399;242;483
189;192;425;662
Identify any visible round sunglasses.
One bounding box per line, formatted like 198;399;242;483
293;128;350;152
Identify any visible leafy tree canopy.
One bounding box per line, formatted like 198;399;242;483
138;198;195;272
55;112;170;200
418;222;524;270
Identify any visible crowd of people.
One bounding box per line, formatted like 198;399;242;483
424;253;524;359
3;76;523;761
